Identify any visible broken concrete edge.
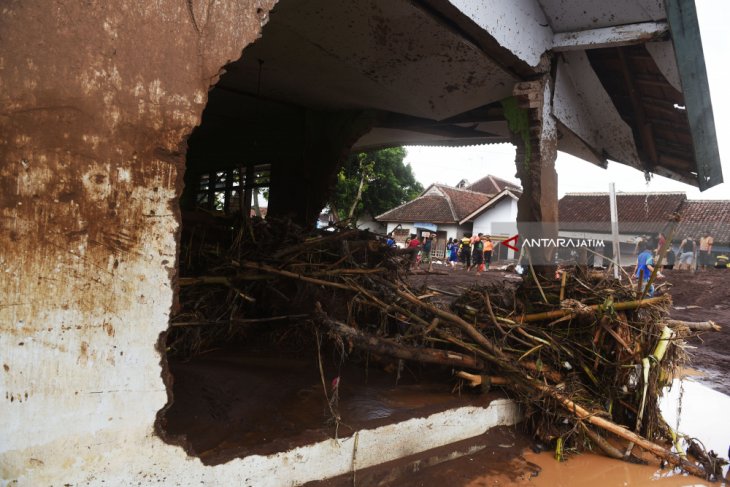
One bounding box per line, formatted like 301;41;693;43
2;398;521;485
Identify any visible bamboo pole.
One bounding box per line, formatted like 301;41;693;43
272;229;360;259
171;314;309;327
519;295;669;323
533;381;707;478
179;276;231;286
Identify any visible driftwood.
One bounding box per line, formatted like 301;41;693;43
173;218;723;480
665;319;721;332
520;296;669;323
455;366;705;477
317;308;485;370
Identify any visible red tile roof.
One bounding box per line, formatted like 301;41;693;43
466;175;521;196
438;186;491;221
376;184;490;223
675;200;730;244
558;192;686;234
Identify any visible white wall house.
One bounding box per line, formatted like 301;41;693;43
376;176;522;260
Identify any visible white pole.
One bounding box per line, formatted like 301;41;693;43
609;183;620;279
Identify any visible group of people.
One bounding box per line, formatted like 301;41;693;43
445;233;494;274
394;232;496;274
634;231;715;273
634;230;717;297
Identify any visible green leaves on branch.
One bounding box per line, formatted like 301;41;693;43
330;147;423;222
501;96;531;168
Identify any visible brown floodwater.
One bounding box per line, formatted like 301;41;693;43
161;347;500;464
440;378;730;487
162;347;729;484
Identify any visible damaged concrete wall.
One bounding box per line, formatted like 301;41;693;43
0;1;275;484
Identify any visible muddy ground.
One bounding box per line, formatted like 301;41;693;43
660;268;730;394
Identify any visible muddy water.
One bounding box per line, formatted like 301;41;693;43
166;348;729;483
466;378;730;487
163;348;496;464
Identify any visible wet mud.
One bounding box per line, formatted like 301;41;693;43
162;347;502;465
662;268;730;394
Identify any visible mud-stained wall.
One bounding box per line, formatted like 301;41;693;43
0;1;275;484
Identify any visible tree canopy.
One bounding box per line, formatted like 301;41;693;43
330;147;423;222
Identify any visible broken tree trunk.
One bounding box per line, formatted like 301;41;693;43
316;307;486;370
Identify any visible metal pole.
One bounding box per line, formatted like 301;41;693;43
609;183;620;279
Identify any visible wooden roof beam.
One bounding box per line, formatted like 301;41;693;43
616;47;658;168
553;22;668;52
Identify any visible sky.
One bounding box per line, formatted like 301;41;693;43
403;0;729;200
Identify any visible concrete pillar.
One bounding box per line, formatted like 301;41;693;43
510;75;559;270
267;110;375;227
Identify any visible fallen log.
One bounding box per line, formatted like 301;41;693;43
316;307;486;370
665;319;721;332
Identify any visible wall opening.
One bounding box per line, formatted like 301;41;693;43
154;0;522;465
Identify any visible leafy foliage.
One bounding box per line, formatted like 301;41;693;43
330;147;423;221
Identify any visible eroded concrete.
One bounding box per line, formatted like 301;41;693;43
0;0;275;484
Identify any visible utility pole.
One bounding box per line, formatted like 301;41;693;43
609;183;620;279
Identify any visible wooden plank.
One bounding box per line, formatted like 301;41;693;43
553;22;668;52
666;0;723;190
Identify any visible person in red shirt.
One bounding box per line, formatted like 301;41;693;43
407;234;421;268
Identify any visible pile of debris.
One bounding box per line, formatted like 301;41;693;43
168;215;725;480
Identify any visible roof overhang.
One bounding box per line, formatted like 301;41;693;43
190;0;722;190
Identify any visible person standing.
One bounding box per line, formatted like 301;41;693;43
420;234;433;272
472;233;484;273
447;238;458;268
483;235;494;270
678;236;695;270
699;230;714;270
664;241;676;270
407;234;421;268
460;234;472;271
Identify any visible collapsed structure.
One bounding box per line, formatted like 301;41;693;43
0;0;723;484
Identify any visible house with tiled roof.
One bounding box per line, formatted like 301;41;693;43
558;192;730;265
559;192;686;234
375;175;522;259
465;175;522;196
558;192;686;265
675;200;730;252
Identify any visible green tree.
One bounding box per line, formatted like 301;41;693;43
330;147;423;222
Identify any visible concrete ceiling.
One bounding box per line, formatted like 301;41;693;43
219;0;516;120
192;0;722;190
